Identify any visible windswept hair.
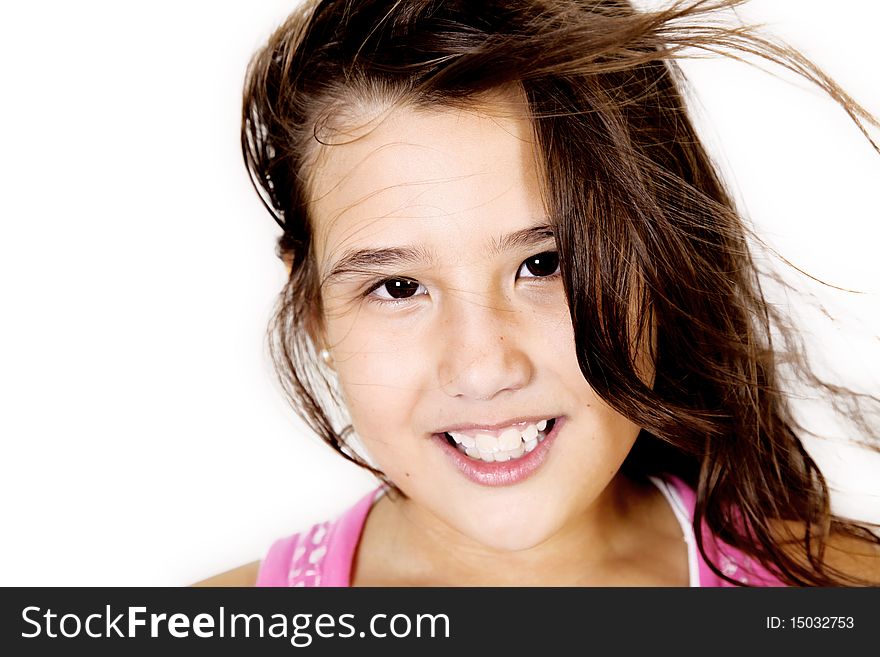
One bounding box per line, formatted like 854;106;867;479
241;0;880;585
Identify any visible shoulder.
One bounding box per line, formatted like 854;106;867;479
658;475;880;585
194;523;330;588
191;561;260;587
769;519;880;585
192;488;382;588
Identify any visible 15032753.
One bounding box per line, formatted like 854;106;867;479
766;617;855;630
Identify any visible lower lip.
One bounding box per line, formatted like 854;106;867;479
431;416;565;487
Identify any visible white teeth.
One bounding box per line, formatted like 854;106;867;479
475;434;497;452
498;427;522;450
446;417;555;462
448;431;477;448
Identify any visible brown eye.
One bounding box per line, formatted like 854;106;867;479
370;278;427;301
519;251;560;278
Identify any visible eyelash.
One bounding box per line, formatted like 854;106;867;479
363;251;562;308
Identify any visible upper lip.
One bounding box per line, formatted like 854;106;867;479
435;415;557;434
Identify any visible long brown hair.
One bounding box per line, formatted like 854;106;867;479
241;0;880;585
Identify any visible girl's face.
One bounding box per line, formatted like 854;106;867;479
308;91;654;551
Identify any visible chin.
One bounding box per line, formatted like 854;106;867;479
456;504;563;553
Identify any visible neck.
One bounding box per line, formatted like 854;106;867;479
365;473;653;586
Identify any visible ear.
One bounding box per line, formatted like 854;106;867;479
281;253;294;277
281;249;329;360
301;293;328;356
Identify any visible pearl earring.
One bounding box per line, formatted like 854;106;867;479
320;348;333;365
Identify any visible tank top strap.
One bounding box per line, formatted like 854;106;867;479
322;486;386;586
648;474;701;586
256;486;384;587
655;473;787;586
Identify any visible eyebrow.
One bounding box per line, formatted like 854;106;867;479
492;223;556;254
322;222;556;286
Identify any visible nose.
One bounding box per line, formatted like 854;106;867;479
437;291;534;401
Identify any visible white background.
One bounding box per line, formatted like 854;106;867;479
0;1;878;586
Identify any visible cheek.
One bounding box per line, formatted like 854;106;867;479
542;301;642;468
327;313;427;449
540;302;593;391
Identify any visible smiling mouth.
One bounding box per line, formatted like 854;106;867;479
441;417;557;463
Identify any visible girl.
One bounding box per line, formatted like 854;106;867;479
200;0;880;586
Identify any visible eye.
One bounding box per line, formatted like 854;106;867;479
366;277;428;304
518;251;560;278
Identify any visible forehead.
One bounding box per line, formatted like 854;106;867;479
306;93;547;264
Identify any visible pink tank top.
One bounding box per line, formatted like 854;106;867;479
255;474;787;587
